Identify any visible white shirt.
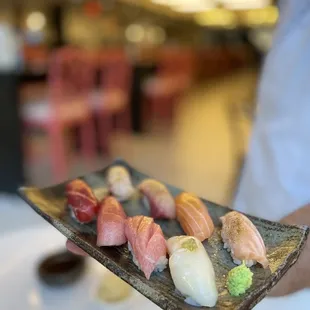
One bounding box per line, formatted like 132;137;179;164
234;1;310;308
234;0;310;221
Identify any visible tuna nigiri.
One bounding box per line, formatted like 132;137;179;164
138;179;176;219
175;192;214;242
107;166;135;201
167;236;218;307
66;179;98;223
220;211;269;268
125;215;168;279
97;196;127;246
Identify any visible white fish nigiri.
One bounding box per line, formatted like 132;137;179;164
107;166;135;202
167;236;218;308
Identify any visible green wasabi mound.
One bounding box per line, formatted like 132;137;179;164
226;262;253;296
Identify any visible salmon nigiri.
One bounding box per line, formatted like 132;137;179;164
66;179;98;223
97;196;127;246
125;216;168;279
138;179;176;219
220;211;269;268
175;192;214;242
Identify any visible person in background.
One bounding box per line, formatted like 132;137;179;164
233;0;310;299
67;0;310;307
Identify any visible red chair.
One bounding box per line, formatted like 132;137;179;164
90;49;132;154
143;46;196;126
21;47;97;182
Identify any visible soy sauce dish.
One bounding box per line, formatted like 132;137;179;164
37;251;86;287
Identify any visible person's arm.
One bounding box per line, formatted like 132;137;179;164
269;205;310;297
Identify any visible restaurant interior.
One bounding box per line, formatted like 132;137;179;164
0;0;279;309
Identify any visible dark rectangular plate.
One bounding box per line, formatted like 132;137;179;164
18;159;309;310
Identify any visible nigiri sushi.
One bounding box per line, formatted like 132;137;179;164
97;196;127;246
220;211;269;268
107;166;135;201
175;192;214;242
167;236;218;307
66;179;98;223
138;179;176;219
125;215;168;279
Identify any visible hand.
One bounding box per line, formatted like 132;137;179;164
269;205;310;297
66;240;89;256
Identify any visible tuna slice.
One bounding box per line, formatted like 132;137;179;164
125;215;168;279
66;179;98;223
97;196;127;246
138;179;176;219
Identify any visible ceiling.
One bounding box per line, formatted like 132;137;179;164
0;0;279;29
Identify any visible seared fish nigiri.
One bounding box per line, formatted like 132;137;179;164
220;211;269;268
125;216;168;279
97;196;127;246
107;166;135;201
167;236;218;307
175;192;214;242
138;179;176;219
66;179;98;223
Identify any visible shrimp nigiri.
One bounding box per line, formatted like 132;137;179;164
66;179;98;223
138;179;176;219
97;196;127;246
167;236;218;307
107;166;135;201
175;192;214;242
220;211;269;268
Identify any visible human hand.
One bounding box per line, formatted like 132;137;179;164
66;240;89;256
269;205;310;297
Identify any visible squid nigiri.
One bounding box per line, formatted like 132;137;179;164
220;211;269;268
175;192;214;242
125;215;168;279
107;166;135;201
66;179;98;223
138;179;176;219
167;236;218;307
97;196;127;246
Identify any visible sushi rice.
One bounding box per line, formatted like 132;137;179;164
223;242;256;268
128;242;168;274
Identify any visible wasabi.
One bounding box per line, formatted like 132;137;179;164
226;262;253;296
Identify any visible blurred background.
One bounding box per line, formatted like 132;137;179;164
0;0;279;309
0;0;278;204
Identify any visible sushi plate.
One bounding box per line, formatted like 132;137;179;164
0;225;159;310
18;159;309;310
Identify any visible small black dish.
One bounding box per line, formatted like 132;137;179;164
38;250;86;287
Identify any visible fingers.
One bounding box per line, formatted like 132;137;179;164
66;240;89;256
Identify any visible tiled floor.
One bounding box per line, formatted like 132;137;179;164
27;67;258;207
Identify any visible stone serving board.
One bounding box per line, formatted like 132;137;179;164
18;158;309;309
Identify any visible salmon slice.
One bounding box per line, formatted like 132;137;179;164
220;211;269;268
66;179;98;223
125;216;168;279
175;192;214;242
97;196;127;246
138;179;176;219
